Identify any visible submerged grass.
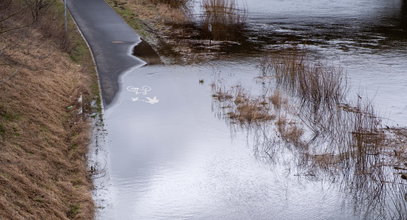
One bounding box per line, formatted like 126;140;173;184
211;50;407;219
212;84;275;124
260;52;348;113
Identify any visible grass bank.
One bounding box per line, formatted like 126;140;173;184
106;0;249;64
0;0;100;219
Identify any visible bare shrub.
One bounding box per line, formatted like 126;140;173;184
0;0;56;34
36;2;71;50
0;0;69;50
23;0;53;21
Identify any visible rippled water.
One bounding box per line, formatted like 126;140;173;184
99;0;407;219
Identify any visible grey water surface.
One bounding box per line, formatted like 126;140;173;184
101;0;407;219
105;64;358;220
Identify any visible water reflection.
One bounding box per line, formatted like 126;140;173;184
104;63;373;219
210;55;407;219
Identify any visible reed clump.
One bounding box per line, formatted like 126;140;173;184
201;0;247;41
260;52;347;113
150;0;190;8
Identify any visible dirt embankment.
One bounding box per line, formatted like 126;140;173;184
0;1;99;219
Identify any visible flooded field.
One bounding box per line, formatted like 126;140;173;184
96;0;407;219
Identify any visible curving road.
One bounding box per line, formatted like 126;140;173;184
67;0;144;106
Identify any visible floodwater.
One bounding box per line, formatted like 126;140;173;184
104;63;361;219
96;0;407;219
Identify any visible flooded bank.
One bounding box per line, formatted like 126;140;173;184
100;58;406;219
96;0;407;219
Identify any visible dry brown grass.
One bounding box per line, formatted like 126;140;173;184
211;84;275;124
228;101;276;123
260;52;347;112
156;4;190;24
269;90;284;110
211;87;234;101
0;3;96;219
150;0;190;8
275;116;306;148
107;0;250;63
201;0;247;41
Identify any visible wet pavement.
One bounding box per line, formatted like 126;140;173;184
67;0;144;105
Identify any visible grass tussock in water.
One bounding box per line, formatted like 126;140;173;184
211;53;407;218
0;0;99;219
259;52;387;151
212;50;407;181
201;0;247;41
260;52;347;112
212;84;275;124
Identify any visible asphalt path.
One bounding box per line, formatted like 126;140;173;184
67;0;144;106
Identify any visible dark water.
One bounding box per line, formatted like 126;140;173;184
245;0;407;51
96;0;407;219
239;0;407;126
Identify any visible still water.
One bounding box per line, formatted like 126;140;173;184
99;0;407;219
104;64;360;219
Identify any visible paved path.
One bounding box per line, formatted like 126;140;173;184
67;0;143;106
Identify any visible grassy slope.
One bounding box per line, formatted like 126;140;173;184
0;2;100;219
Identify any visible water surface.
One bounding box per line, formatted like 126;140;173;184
100;0;407;219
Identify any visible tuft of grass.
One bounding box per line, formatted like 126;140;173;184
201;0;247;41
269;90;282;110
212;83;275;124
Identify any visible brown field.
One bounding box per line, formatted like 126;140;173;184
0;1;97;219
